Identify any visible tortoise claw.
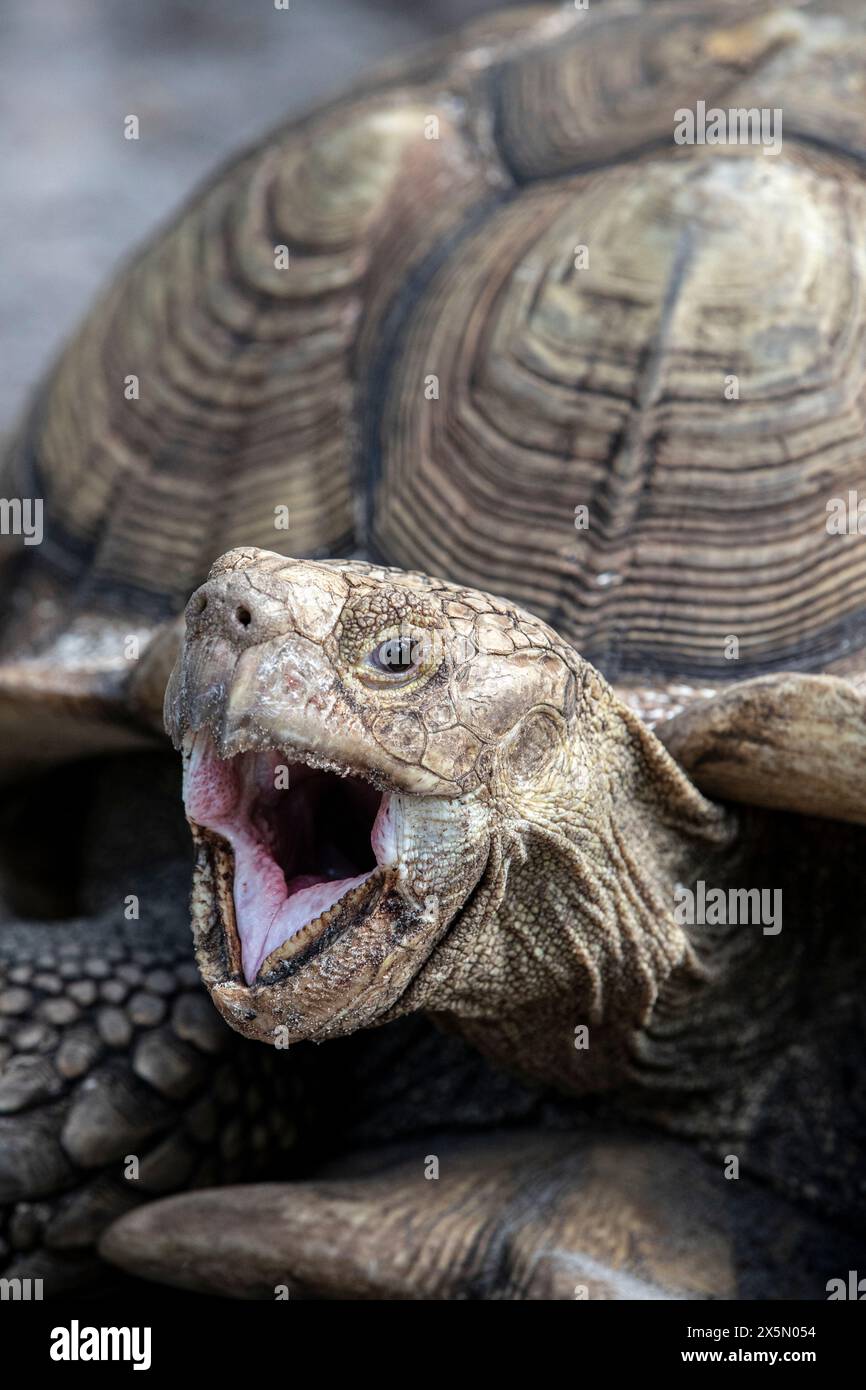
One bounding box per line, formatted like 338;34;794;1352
100;1129;861;1301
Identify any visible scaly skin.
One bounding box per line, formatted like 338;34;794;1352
129;544;862;1300
102;1128;866;1302
166;547;744;1096
6;549;864;1297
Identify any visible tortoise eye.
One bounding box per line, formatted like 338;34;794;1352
357;631;433;687
370;636;419;674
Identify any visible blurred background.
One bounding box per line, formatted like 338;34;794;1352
0;0;526;433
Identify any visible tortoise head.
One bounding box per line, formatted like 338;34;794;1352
165;546;607;1050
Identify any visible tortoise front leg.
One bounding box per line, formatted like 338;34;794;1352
0;614;184;783
99;1128;857;1301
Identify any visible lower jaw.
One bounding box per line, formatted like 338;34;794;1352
193;832;389;988
189;835;439;1047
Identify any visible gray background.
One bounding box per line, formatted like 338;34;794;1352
0;0;519;432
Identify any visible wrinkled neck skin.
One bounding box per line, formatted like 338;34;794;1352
396;683;743;1098
169;551;760;1104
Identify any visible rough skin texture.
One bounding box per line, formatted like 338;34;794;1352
103;1128;866;1302
163;549;866;1249
167;549;736;1090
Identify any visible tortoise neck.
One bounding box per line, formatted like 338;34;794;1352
432;692;747;1095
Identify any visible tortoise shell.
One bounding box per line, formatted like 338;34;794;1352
2;0;866;700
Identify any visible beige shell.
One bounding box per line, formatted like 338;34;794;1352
2;0;866;762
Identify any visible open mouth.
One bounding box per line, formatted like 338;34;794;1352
184;733;393;985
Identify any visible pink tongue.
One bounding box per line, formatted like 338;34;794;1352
184;737;372;985
233;845;372;982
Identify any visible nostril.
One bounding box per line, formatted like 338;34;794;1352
190;592;208;616
235;605;252;628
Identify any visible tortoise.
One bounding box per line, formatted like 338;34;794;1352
1;0;865;1300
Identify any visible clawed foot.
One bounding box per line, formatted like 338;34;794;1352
100;1128;856;1301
